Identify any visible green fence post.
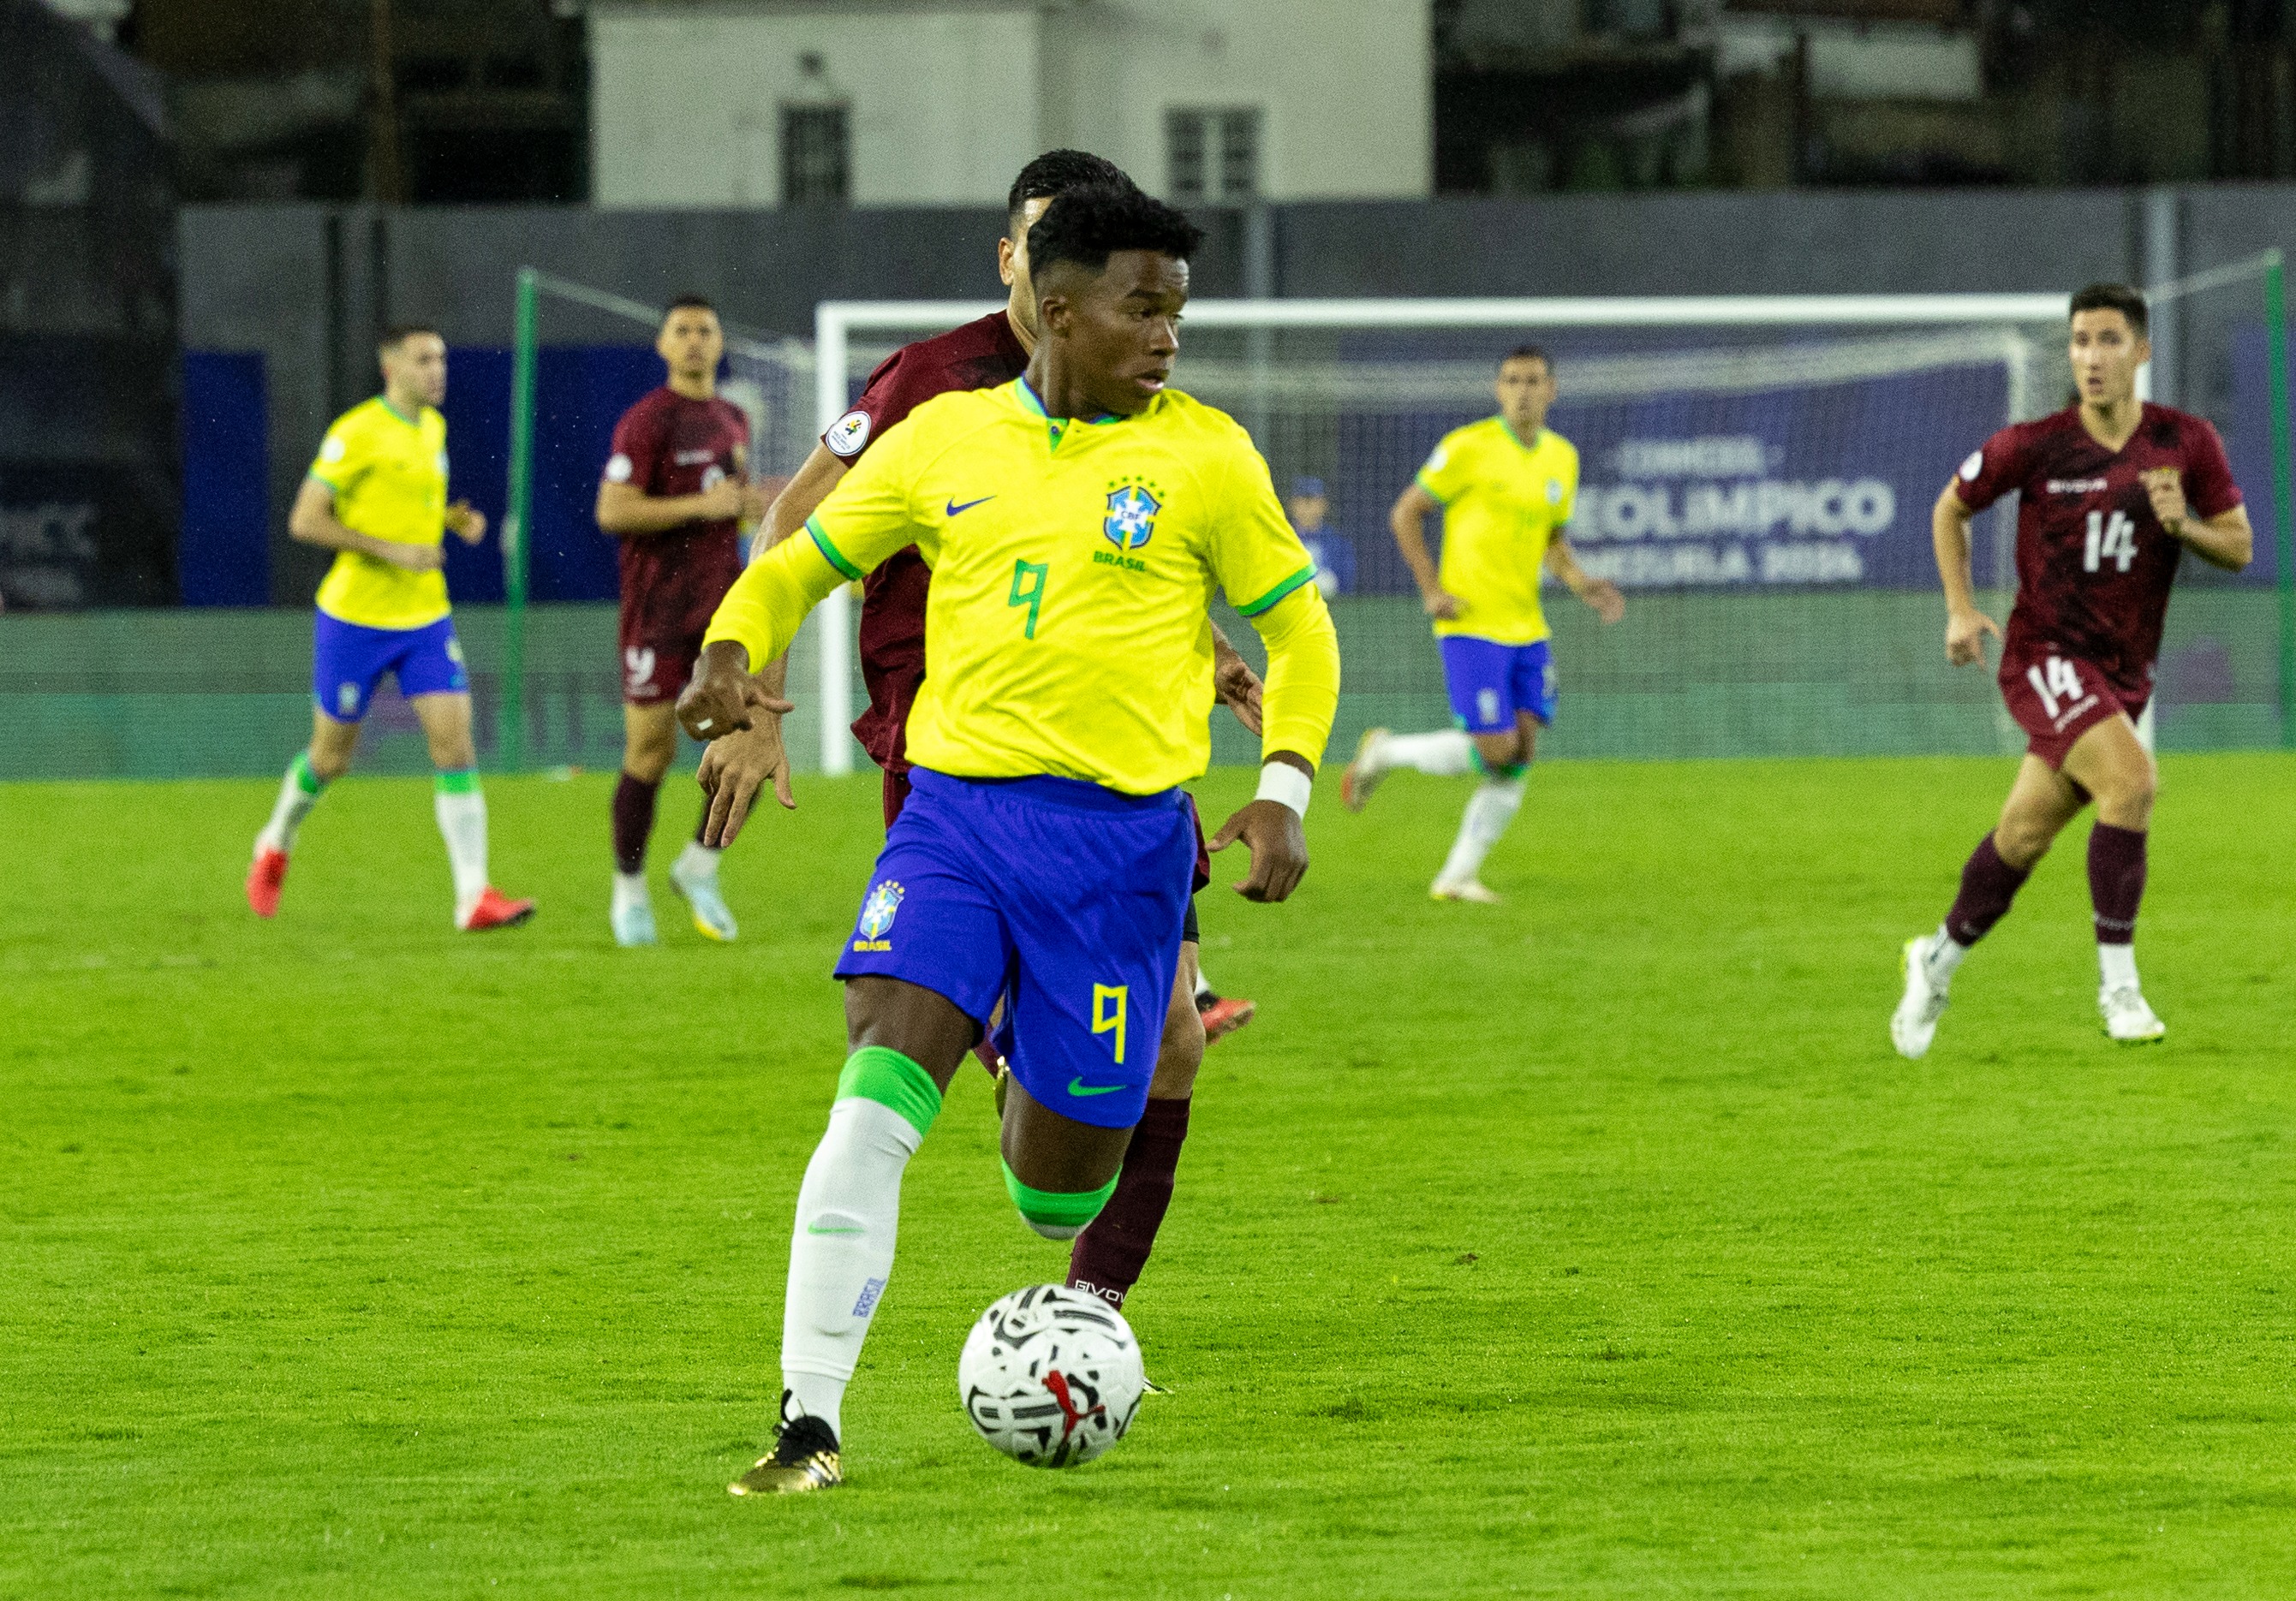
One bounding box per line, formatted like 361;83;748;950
502;267;538;772
2266;253;2296;748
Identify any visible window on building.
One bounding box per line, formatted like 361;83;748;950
1165;107;1261;202
780;104;849;205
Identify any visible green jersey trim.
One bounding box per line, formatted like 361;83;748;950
1236;564;1318;619
806;515;865;582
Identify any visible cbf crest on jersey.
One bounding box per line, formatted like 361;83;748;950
858;879;905;939
1103;481;1162;551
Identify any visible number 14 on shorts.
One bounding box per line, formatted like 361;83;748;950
2027;655;2086;721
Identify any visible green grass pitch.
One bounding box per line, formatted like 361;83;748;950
6;753;2295;1598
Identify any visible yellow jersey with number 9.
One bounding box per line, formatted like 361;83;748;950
1416;416;1578;646
709;378;1327;795
307;396;452;630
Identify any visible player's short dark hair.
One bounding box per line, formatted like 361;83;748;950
1026;185;1204;281
664;294;717;321
1006;149;1135;229
1501;344;1553;374
379;324;441;351
2070;283;2149;336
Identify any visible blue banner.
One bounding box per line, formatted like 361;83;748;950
1328;356;2013;595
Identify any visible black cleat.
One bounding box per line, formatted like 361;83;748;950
729;1395;842;1496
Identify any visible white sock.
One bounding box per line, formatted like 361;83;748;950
2099;943;2138;992
781;1096;923;1441
611;871;648;914
1435;776;1526;887
432;774;489;916
1193;962;1213;1001
258;753;325;853
672;839;721;879
1377;729;1476;778
1924;925;1970;985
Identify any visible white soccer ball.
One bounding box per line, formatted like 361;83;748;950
958;1285;1144;1467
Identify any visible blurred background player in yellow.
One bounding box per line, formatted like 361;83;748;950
1341;346;1624;902
594;295;769;946
244;324;534;932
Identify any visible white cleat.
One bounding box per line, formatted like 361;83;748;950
1892;933;1949;1059
2100;985;2166;1044
1339;727;1390;813
611;894;658;948
1430;878;1502;904
670;859;739;943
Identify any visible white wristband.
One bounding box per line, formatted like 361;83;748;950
1255;759;1313;818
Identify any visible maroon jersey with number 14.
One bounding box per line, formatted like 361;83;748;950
1955;403;2240;696
603;388;749;702
822;310;1031;772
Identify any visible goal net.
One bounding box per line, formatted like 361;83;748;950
821;302;2084;775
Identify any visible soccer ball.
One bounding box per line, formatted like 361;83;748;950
957;1284;1144;1467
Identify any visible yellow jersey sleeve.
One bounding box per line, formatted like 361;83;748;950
1207;431;1319;622
702;416;928;668
1415;427;1476;506
1552;437;1581;526
308;414;367;495
1251;585;1340;770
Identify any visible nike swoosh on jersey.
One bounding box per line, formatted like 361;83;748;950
945;495;995;516
1066;1078;1125;1097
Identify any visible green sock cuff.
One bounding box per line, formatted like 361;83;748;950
290;752;325;795
1465;747;1528;782
433;768;481;795
1000;1160;1120;1229
837;1046;942;1139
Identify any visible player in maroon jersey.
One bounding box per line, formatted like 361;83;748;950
1893;283;2252;1055
690;151;1263;1314
594;295;771;948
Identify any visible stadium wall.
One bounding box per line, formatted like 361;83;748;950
179;183;2296;608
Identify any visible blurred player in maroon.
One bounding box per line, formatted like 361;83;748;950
694;150;1262;1313
595;295;770;947
1893;283;2252;1056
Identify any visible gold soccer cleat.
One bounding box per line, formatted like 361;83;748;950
729;1409;841;1496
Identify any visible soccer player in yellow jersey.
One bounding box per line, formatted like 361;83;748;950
1341;346;1624;902
676;186;1341;1494
245;324;534;931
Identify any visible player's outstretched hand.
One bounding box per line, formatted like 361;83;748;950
1213;645;1264;736
677;640;791;741
1944;604;2001;666
1210;798;1309;903
1583;578;1625;624
1421;586;1463;622
695;719;795;846
445;500;488;545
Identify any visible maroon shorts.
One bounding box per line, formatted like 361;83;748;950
1998;646;2147;770
617;626;701;705
882;768;1212;939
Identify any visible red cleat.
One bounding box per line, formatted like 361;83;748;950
246;847;289;918
1197;992;1255;1045
458;887;536;931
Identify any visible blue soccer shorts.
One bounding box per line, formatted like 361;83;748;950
1439;635;1557;732
834;768;1196;1130
312;612;468;723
